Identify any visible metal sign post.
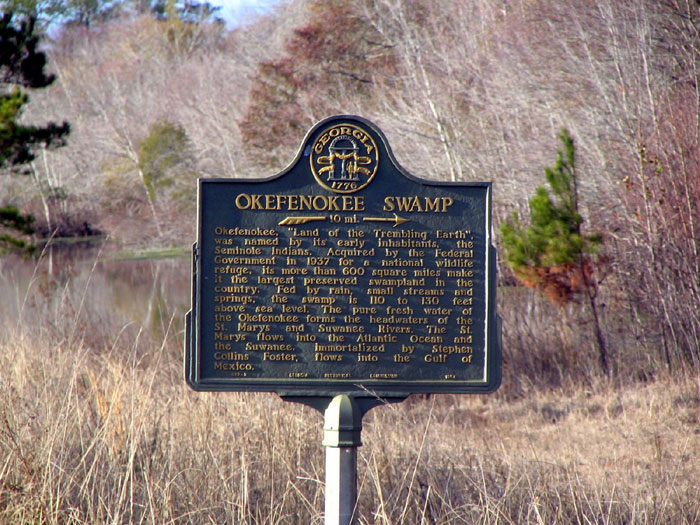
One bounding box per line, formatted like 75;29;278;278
281;394;405;524
323;396;361;525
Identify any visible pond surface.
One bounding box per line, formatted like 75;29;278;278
0;242;192;351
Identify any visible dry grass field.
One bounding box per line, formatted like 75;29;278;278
1;0;700;522
1;258;698;524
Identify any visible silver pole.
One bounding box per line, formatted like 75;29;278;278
323;395;362;525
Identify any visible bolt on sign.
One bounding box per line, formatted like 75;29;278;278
185;115;501;397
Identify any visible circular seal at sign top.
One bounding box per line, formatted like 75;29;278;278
310;123;379;194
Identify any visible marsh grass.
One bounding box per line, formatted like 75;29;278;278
1;255;699;523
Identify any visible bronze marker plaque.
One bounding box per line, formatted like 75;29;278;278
185;115;501;396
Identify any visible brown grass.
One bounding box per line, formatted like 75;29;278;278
0;250;697;523
1;295;699;523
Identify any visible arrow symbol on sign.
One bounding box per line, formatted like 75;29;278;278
362;213;410;227
278;216;327;226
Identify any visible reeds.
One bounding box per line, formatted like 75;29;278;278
1;256;699;523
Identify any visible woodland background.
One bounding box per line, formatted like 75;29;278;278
1;0;700;523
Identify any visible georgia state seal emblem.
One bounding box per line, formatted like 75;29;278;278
310;123;379;194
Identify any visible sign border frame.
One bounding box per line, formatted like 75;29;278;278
185;115;501;397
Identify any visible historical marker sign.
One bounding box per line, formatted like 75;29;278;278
185;115;501;397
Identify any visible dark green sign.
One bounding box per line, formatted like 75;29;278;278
185;115;501;397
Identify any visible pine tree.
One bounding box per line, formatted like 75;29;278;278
501;129;610;375
0;11;69;253
137;119;193;203
53;0;119;27
1;0;122;28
